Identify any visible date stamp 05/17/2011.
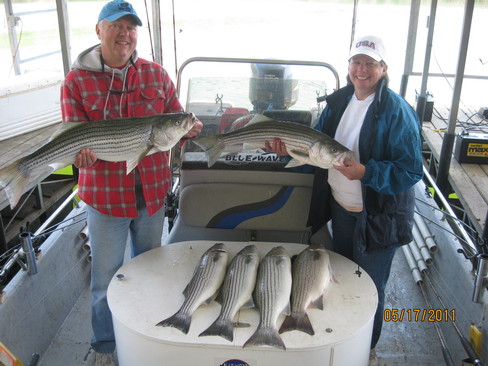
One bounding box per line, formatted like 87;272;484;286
383;308;456;322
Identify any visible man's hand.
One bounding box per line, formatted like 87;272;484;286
184;114;203;139
74;148;98;168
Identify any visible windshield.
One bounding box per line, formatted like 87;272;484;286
177;58;340;170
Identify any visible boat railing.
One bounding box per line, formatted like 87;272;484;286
0;188;83;282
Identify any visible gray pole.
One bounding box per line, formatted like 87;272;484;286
436;0;474;192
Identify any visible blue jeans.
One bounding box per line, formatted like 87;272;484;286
330;196;397;349
87;195;165;353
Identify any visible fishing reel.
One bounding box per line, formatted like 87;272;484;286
458;247;488;303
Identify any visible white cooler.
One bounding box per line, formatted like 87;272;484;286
107;240;378;366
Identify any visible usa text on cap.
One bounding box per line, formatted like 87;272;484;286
349;35;387;64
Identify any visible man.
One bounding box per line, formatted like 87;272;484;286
60;1;202;364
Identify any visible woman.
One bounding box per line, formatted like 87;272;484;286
267;35;423;348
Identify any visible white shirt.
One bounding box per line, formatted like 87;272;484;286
328;93;374;211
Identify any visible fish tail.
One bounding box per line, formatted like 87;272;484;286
243;326;286;350
192;135;223;167
279;313;315;336
199;318;234;342
156;311;191;334
0;160;29;209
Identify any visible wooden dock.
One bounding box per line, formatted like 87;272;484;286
421;106;488;239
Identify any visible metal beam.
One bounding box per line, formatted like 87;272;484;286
56;0;72;76
436;0;475;192
400;0;420;98
3;0;21;75
416;0;438;123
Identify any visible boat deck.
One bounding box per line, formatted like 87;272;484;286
421;105;488;238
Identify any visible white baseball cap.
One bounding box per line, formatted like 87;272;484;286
349;35;387;64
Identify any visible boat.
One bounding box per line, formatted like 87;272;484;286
0;1;487;365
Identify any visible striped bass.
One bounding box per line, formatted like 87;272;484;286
243;246;292;350
279;244;333;336
193;114;354;169
0;113;194;208
156;243;228;334
199;244;260;342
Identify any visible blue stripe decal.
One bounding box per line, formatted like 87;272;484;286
207;186;294;229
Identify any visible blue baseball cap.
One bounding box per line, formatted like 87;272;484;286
98;0;142;26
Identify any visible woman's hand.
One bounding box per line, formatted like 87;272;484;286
333;160;366;180
265;138;288;156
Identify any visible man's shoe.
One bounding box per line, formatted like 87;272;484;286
94;352;115;366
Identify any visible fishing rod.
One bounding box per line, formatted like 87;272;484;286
420;165;479;255
424;271;484;366
143;0;155;62
418;281;455;366
415;188;480;245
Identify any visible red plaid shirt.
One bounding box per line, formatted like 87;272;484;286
60;55;183;217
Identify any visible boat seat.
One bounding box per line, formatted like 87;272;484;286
178;183;311;231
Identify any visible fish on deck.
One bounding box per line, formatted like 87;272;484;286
243;245;292;350
199;244;260;342
156;243;229;334
279;244;334;336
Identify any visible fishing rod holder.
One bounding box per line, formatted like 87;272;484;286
20;232;38;276
472;253;488;303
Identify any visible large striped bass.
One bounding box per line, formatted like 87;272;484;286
243;246;292;350
199;244;260;342
156;243;228;334
0;113;194;208
279;244;333;336
193;114;354;169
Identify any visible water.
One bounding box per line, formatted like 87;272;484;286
1;1;487;109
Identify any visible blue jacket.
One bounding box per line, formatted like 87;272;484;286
307;78;423;252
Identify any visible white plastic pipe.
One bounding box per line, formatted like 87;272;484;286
408;241;428;273
82;240;91;253
414;211;438;253
79;225;89;241
402;244;423;284
412;224;434;265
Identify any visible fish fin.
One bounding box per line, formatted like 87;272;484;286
0;160;42;209
242;143;263;152
48;163;67;173
243;326;286;350
192;135;224;167
309;294;324;310
203;288;222;305
156;311;191;334
240;297;255;309
215;289;224;305
289;149;310;159
125;146;153;174
199;318;234;342
247;114;274;125
283;302;291;316
284;158;306;168
279;313;315;336
330;263;339;283
48;122;83;142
